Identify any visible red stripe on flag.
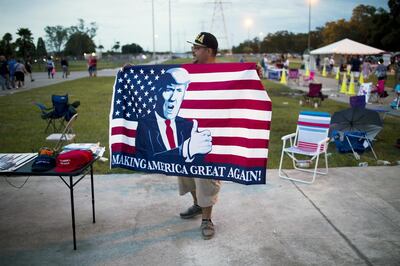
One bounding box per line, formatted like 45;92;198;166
187;118;271;130
187;80;264;91
111;127;137;138
181;99;271;111
183;62;256;73
212;137;269;148
205;154;267;167
298;121;330;128
112;143;136;153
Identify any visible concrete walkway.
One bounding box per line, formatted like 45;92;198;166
1;62;399;265
0;57;168;97
1;166;399;265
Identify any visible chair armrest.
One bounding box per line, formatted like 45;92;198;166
317;137;330;144
281;133;296;141
317;137;330;151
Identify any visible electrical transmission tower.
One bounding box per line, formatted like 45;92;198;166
209;0;231;51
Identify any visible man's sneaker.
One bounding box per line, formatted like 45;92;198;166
201;219;215;240
179;204;202;219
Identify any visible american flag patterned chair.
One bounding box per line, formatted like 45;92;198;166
278;111;331;184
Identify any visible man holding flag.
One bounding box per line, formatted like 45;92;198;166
111;32;270;240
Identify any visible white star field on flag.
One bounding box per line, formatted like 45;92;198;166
113;67;166;120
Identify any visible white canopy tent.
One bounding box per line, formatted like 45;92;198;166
310;38;385;55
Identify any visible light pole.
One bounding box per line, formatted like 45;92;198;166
259;32;264;53
169;0;172;59
244;18;253;41
152;0;156;62
308;0;311;54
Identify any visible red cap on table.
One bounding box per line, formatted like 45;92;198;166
55;150;93;172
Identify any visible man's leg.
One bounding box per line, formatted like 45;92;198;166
196;179;221;240
178;177;202;219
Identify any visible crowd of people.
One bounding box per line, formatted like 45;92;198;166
0;53;102;91
0;55;34;90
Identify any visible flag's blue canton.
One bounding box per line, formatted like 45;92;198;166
113;67;167;121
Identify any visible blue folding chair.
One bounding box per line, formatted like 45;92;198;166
34;94;70;133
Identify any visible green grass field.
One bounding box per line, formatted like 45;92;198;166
1;70;399;174
32;59;150;73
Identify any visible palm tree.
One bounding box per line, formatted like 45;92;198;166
15;28;36;59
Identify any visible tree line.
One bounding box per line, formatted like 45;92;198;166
0;18;144;60
232;1;399;54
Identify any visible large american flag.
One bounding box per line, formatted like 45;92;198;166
109;63;272;185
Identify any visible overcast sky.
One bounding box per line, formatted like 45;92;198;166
0;0;388;53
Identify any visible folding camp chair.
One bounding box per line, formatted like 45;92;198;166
350;95;366;108
288;68;300;85
369;80;387;104
46;113;78;152
278;111;331;184
35;94;70;132
299;83;326;108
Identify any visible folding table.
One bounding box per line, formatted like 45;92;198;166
0;153;98;250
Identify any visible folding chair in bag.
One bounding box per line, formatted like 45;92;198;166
278;111;331;184
34;94;69;132
299;83;327;108
46;113;78;152
331;130;378;160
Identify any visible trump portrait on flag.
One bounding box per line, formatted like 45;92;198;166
110;63;271;185
135;68;212;163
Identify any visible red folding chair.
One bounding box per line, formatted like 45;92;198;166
288;68;300;84
300;83;326;108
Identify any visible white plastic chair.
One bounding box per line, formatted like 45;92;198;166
278;111;331;184
46;113;78;151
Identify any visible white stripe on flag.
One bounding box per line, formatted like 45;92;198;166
202;127;270;140
180;109;271;121
210;145;268;158
185;90;270;101
189;70;259;83
111;118;138;129
110;135;136;146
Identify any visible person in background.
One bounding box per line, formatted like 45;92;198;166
25;56;34;82
283;57;289;69
350;55;361;78
394;54;400;84
262;54;269;77
329;56;335;74
14;60;27;89
8;55;16;88
61;57;69;78
0;55;9;90
375;58;387;81
46;56;55;79
362;58;372;79
88;55;97;77
316;55;321;72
